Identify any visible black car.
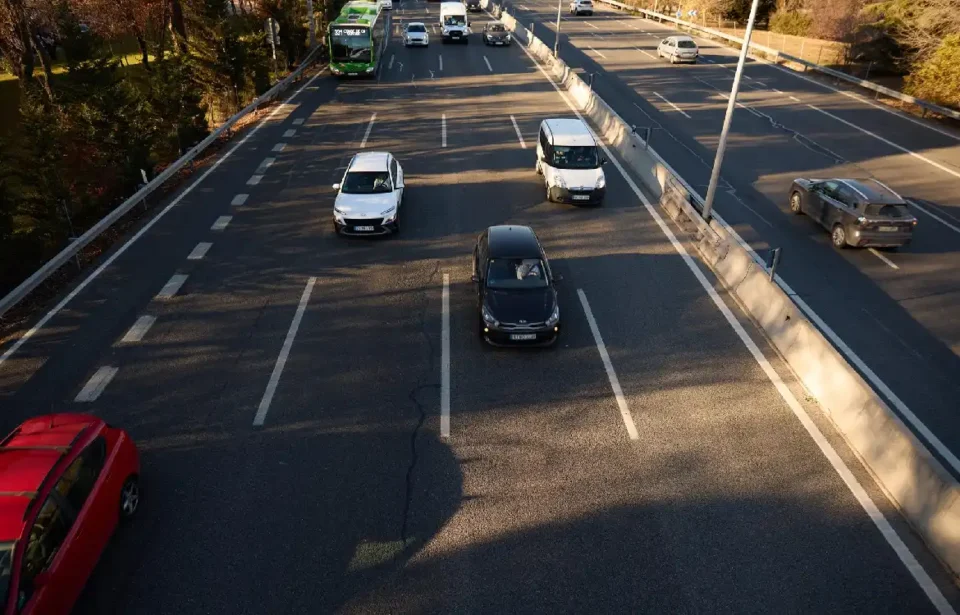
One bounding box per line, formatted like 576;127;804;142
472;226;562;347
482;22;511;45
465;0;482;11
788;178;918;249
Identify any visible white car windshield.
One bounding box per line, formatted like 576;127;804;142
407;24;426;33
486;258;548;289
342;171;393;194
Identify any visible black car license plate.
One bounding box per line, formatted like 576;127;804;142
510;333;537;341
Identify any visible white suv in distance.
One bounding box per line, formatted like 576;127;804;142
657;35;699;63
378;0;393;10
569;0;593;15
405;22;429;46
332;152;406;236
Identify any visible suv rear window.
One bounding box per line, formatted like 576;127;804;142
864;203;911;218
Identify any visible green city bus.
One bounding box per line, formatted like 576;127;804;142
328;2;387;77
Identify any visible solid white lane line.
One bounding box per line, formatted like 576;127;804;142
231;193;249;206
121;315;156;344
247;175;263;185
441;113;447;147
211;216;232;231
292;118;305;125
484;55;493;72
518;38;953;611
588;45;607;59
360;112;377;148
389;53;395;69
75;366;118;402
637;47;656;60
441;274;450;438
283;129;297;138
653;91;691;118
187;242;212;261
578;289;639;440
908;199;960;235
868;248;899;270
272;143;286;152
156;274;188;299
702;57;715;63
0;58;326;372
257;157;275;172
253;276;317;427
809;104;960;181
439;54;443;71
510;115;527;149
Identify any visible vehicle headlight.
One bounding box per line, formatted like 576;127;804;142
857;216;866;223
381;205;397;221
553;174;566;189
331;67;342;75
334;207;346;220
365;66;375;73
595;174;606;189
482;304;498;326
546;304;560;327
505;34;511;40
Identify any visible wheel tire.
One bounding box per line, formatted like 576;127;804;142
831;224;848;249
119;475;140;521
536;161;543;175
789;191;803;215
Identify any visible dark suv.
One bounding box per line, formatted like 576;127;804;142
472;226;562;346
788;178;918;248
465;0;482;11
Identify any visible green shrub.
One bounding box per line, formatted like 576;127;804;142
769;10;812;36
904;34;960;111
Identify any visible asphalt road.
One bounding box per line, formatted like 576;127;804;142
0;1;958;613
501;0;960;478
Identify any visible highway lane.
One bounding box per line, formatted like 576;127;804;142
503;0;960;475
0;1;957;611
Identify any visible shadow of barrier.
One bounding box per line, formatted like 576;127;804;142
482;0;960;579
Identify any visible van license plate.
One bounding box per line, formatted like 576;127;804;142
877;226;897;232
572;195;590;201
510;334;537;341
354;226;375;232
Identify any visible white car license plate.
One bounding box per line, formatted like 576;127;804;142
878;225;897;232
354;225;375;232
572;195;590;201
495;41;503;45
510;333;537;341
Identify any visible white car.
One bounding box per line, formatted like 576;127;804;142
333;152;406;236
569;0;593;15
404;22;429;46
657;35;699;63
378;0;393;10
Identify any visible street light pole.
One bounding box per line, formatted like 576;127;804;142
553;0;562;56
700;0;760;221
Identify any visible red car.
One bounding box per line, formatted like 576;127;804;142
0;414;140;615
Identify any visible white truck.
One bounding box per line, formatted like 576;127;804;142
439;2;469;43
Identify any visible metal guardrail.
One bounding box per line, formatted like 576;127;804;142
595;0;960;122
0;46;322;319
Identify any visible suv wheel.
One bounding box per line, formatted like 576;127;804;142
789;192;802;215
831;224;847;249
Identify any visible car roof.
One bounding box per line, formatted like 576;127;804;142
349;151;391;172
542;118;595;147
0;415;102;541
487;225;541;257
407;21;425;26
839;179;905;204
671;35;695;42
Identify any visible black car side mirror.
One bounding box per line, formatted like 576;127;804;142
553;274;564;283
600;157;608;165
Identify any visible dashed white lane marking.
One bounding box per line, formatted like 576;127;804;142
585;21;599;29
247;175;263;185
120;315;156;344
578;289;639;440
253;276;317;426
637;47;656;60
156;274;188;299
388;54;395;69
484;55;493;72
211;216;232;231
187;242;212;261
441;273;450;438
257;157;275;172
790;95;801;102
272;143;286;152
510;115;527;148
360;112;377;148
907;199;960;235
231;194;249;206
283;129;297;138
75;366;118;402
588;45;607;59
439;54;443;71
442;113;447;147
653;91;691;118
292;118;305;126
867;248;899;270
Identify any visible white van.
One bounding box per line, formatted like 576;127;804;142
440;1;469;43
536;118;607;205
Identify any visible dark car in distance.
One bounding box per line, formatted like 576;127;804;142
482;22;511;45
465;0;482;11
473;226;561;346
788;178;918;249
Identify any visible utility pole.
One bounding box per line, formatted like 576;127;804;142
307;0;316;47
553;0;562;56
701;0;760;221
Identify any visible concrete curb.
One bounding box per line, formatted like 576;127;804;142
490;0;960;578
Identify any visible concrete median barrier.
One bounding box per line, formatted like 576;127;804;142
492;0;960;577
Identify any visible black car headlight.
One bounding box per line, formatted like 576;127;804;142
482;304;498;326
546;304;560;327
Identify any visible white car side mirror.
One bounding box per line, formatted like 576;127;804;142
332;183;341;190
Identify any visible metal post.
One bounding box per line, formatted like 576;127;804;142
816;46;823;66
864;60;873;81
307;0;316;47
588;72;595;91
768;247;782;281
553;0;561;57
799;39;805;62
701;0;760;221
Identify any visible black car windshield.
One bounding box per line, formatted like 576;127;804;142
330;27;372;63
0;542;12;608
677;39;697;48
864;203;911;218
407;24;426;33
487;258;549;289
488;24;506;32
445;15;466;26
551;145;599;169
342;171;392;194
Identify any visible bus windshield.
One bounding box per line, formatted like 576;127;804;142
330;26;372;63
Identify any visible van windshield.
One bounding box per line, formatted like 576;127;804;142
444;15;466;26
551;145;599;169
